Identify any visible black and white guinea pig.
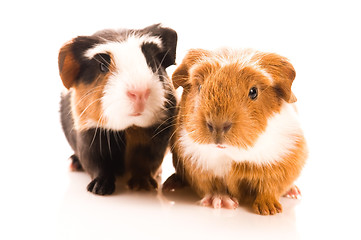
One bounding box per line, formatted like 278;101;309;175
58;24;178;195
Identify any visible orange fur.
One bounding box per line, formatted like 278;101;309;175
172;49;211;89
71;80;107;130
171;48;308;215
226;136;307;214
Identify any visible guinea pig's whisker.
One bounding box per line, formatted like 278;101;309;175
113;130;125;149
90;111;106;149
162;98;173;107
72;86;105;108
73;93;104;112
89;125;99;149
98;54;109;64
65;87;103;117
97;109;107;129
162;105;178;112
77;98;102;119
106;129;112;157
93;57;110;71
157;74;169;79
153;114;178;132
151;123;177;139
162;87;175;95
152;115;177;135
155;48;171;73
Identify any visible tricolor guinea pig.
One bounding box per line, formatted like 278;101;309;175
58;24;178;195
163;48;308;215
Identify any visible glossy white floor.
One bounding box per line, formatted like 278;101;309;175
1;1;361;239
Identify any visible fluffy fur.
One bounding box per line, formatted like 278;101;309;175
58;24;178;195
163;48;308;215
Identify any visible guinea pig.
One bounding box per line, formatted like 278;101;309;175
163;48;308;215
58;24;178;195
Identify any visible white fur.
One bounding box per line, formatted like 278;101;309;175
84;35;167;130
178;103;303;177
198;48;274;84
253;66;274;84
84;35;162;59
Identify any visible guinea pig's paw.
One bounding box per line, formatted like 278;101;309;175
69;154;83;171
87;176;115;195
127;175;158;191
162;173;185;192
200;194;239;209
283;185;301;199
252;196;282;215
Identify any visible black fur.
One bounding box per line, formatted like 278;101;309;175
61;93;126;195
127;91;177;190
141;43;163;73
59;24;178;195
273;84;288;104
140;24;177;68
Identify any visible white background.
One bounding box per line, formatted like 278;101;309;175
1;0;361;239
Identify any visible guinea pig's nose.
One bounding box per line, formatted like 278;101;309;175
206;121;232;134
127;89;151;102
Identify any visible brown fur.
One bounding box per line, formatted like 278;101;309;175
69;55;118;131
71;81;106;130
170;48;308;215
58;42;80;89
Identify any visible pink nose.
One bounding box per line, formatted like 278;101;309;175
127;89;151;101
127;89;151;114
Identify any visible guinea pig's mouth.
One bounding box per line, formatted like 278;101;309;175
130;113;142;117
216;144;227;149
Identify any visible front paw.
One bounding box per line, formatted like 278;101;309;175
200;194;239;209
162;173;186;192
283;185;301;199
252;195;282;215
69;154;83;171
128;175;158;191
87;176;115;195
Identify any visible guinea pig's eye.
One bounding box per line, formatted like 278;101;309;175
96;53;110;73
198;85;202;92
100;62;109;73
100;63;108;72
248;87;258;100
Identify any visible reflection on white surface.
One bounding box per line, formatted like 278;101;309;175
55;162;301;240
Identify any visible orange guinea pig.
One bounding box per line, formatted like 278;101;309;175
163;48;308;215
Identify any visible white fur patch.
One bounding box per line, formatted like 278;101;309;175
178;103;302;177
202;48;274;84
84;34;162;59
84;35;166;130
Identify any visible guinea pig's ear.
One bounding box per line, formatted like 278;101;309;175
58;40;79;89
144;24;178;68
258;53;297;103
172;49;211;89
